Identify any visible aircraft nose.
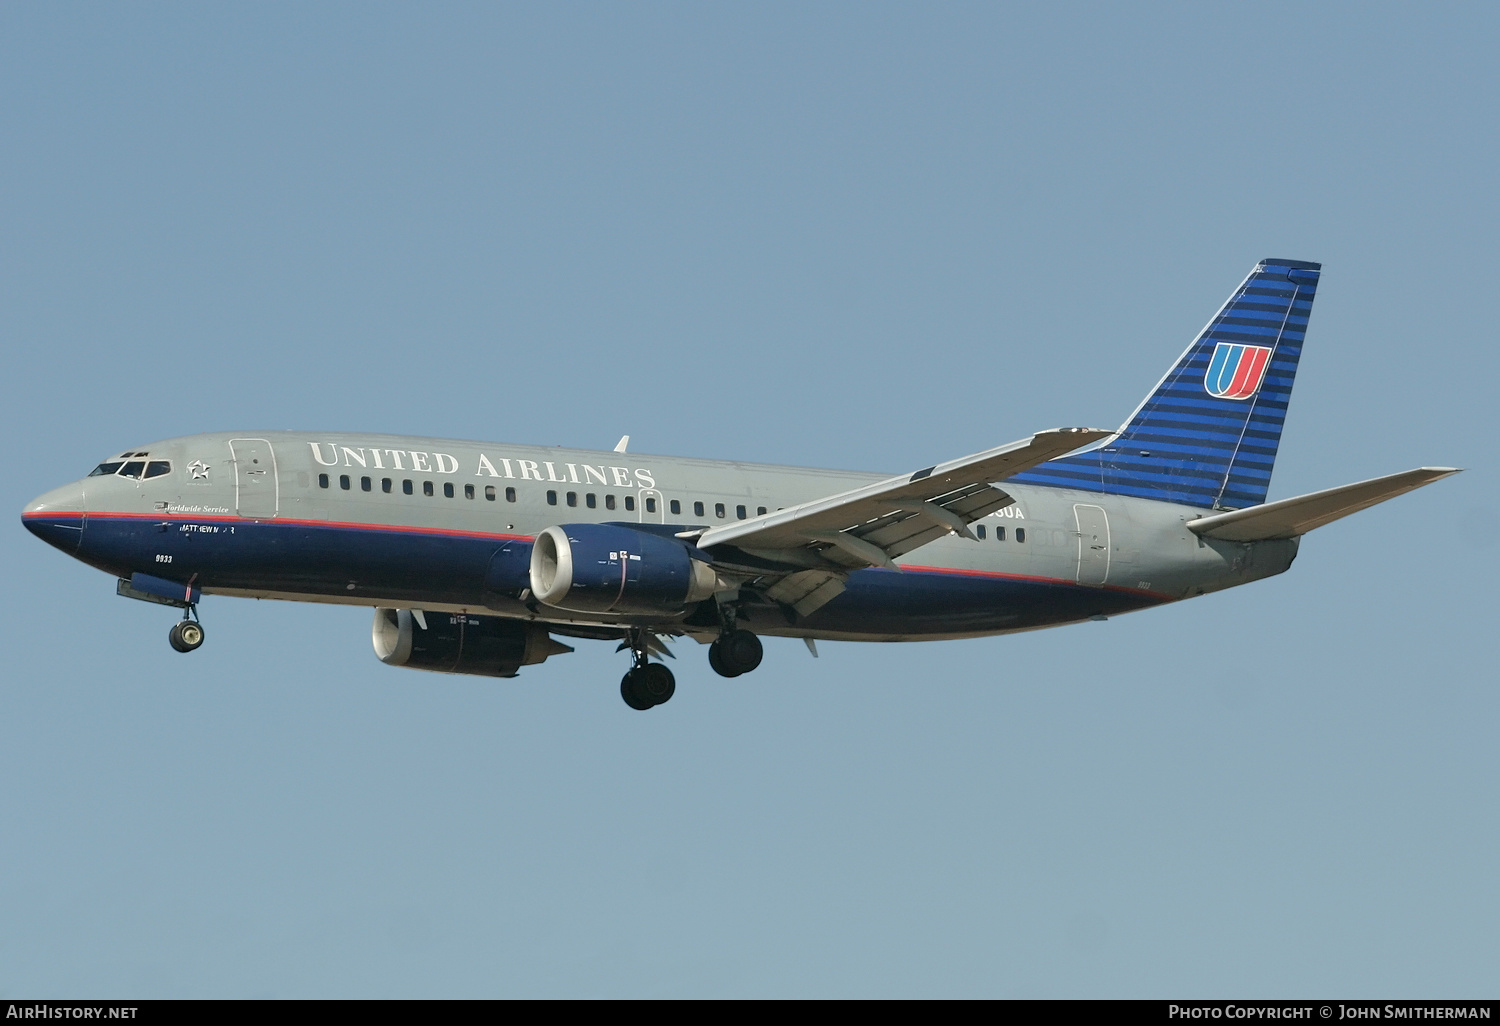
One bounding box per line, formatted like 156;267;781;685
22;482;87;551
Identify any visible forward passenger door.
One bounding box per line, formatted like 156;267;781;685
229;438;279;519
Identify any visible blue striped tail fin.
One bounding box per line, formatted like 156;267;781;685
1012;258;1321;510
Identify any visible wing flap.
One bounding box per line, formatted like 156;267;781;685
853;484;1016;558
763;569;849;617
1186;467;1462;542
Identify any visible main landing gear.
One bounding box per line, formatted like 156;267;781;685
615;624;764;709
708;628;762;678
168;607;205;653
620;628;675;711
621;663;676;710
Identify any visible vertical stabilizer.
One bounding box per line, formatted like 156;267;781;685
1011;258;1321;509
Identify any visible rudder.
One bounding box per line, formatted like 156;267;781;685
1012;258;1321;510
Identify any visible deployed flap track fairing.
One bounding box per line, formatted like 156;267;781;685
21;259;1461;710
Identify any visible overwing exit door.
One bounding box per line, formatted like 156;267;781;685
638;488;665;524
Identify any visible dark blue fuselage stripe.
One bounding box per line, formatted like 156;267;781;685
37;514;1169;635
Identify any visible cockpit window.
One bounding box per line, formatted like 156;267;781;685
89;459;172;479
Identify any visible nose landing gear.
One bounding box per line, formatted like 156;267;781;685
168;607;205;653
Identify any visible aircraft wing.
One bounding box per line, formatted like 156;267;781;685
690;427;1111;570
1186;467;1462;542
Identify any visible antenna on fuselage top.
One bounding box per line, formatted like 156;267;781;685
614;435;629;453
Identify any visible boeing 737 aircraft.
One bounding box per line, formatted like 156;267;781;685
23;259;1459;709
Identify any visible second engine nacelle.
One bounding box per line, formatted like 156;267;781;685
529;523;717;615
372;608;573;677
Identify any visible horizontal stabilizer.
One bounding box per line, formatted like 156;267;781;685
1186;467;1462;542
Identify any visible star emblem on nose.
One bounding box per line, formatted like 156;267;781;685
188;460;210;480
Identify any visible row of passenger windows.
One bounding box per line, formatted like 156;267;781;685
315;474;771;519
319;473;516;501
544;493;769;519
550;490;635;512
311;474;1026;538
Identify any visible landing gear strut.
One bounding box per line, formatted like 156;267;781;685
168;606;205;653
619;628;675;710
709;628;762;678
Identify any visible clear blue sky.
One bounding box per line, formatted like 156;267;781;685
2;3;1495;997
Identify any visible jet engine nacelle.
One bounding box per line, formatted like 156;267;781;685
372;608;573;677
529;523;717;615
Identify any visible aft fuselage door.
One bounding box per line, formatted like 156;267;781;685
1073;503;1110;586
638;488;665;524
229;438;279;519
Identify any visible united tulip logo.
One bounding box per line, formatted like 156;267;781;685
1204;342;1273;401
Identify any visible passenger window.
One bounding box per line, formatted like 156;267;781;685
715;503;725;519
624;496;635;512
145;461;171;479
736;505;746;520
547;490;557;505
646;497;657;513
566;491;577;507
423;481;434;497
605;494;616;510
757;506;767;516
484;485;496;501
505;487;516;502
88;462;124;477
586;493;596;509
119;461;145;479
1016;528;1026;543
693;501;705;517
403;480;413;495
977;525;986;539
318;473;330;489
361;476;372;492
382;478;392;493
464;484;475;499
443;482;455;498
340;474;351;490
670;499;681;515
997;526;1005;541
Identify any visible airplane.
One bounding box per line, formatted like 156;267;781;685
22;258;1460;710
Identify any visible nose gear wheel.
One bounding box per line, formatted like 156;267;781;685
169;618;205;653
